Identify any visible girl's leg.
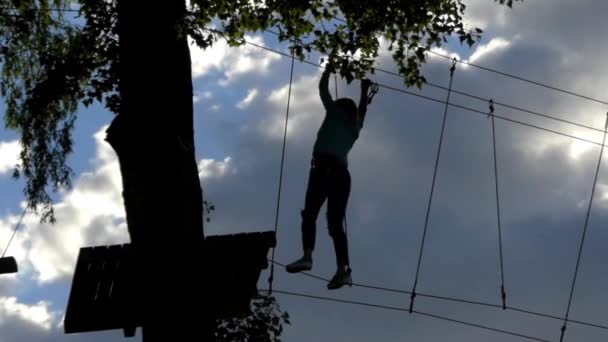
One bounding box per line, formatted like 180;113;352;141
301;159;329;256
327;165;351;270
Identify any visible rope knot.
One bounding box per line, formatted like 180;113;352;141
501;285;507;310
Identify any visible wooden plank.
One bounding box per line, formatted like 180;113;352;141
0;257;18;275
64;231;276;334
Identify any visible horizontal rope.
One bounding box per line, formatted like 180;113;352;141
269;259;608;331
264;289;550;342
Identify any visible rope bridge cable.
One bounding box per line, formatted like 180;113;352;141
427;50;608;107
331;16;608;107
1;208;27;259
240;39;608;148
268;259;608;331
419;79;605;134
261;29;605;134
12;22;604;148
489;99;508;310
560;113;608;342
6;8;607;124
428;50;608;105
262;289;551;342
409;57;458;313
268;48;296;295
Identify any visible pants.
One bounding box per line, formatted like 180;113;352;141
301;153;351;268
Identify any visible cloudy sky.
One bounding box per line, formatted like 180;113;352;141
3;1;608;341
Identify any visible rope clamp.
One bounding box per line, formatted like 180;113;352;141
488;99;495;118
450;57;458;75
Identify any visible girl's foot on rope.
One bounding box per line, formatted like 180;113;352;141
286;256;313;273
327;267;352;290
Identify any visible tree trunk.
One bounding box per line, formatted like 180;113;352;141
106;0;212;340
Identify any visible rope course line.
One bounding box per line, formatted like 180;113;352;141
560;113;608;342
262;28;605;134
333;15;608;106
489;99;508;310
427;50;608;106
239;38;608;148
1;208;27;258
5;17;608;340
268;259;608;331
268;48;296;295
6;22;605;147
263;289;551;342
410;57;458;313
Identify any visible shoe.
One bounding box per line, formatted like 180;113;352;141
286;257;312;273
327;268;352;290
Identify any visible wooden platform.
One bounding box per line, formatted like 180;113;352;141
63;231;276;336
0;256;18;275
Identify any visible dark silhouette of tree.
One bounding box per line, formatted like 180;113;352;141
0;0;519;340
216;293;289;342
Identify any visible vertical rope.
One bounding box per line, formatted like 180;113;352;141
410;58;458;313
268;50;296;295
1;208;27;258
560;113;608;342
489;99;507;310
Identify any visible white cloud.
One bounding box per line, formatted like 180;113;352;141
1;127;129;284
237;89;259;109
190;35;280;84
198;157;235;181
263;73;324;141
0;297;56;331
194;91;212;104
468;37;511;63
0;140;19;175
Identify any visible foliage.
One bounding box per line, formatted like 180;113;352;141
215;293;290;342
0;0;118;221
0;0;519;220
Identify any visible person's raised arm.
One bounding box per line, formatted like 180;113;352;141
358;78;372;127
319;62;334;110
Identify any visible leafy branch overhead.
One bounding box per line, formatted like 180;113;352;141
0;0;519;221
